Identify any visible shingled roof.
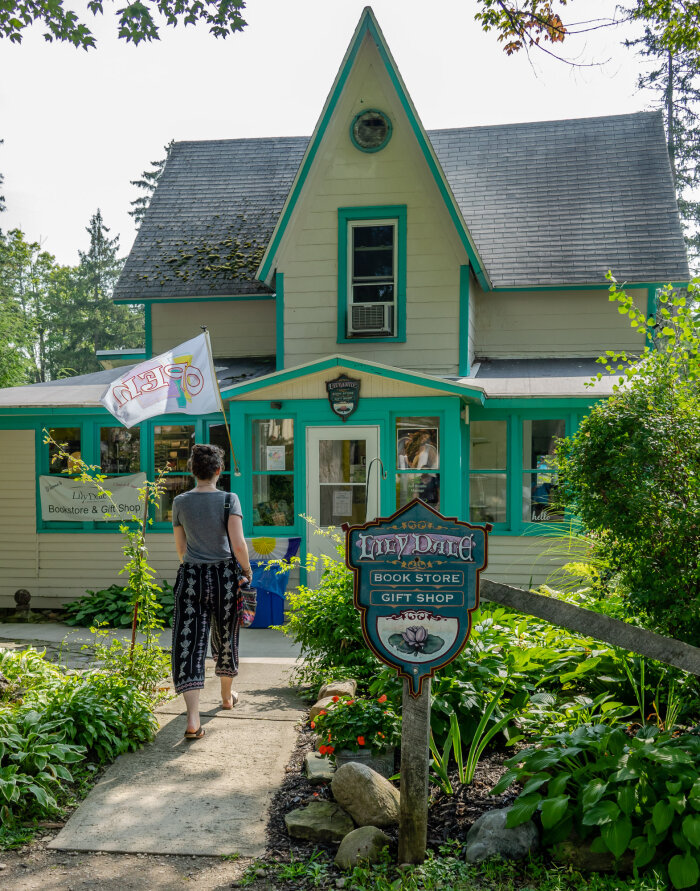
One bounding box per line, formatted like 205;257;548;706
113;111;688;301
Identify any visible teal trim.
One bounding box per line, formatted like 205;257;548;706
220;354;485;404
349;109;393;153
276;273;285;370
114;295;274;305
337;205;407;344
257;8;491;290
144;303;153;357
646;286;658;349
459;265;470;377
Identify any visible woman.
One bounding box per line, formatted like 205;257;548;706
171;443;253;740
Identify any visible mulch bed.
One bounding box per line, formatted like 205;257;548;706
265;725;517;862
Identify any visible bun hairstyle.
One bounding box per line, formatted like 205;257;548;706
189;443;225;480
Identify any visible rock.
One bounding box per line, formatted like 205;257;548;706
305;751;335;784
284;801;354;843
552;834;633;873
309;696;338;721
465;808;539;863
331;763;400;828
334;746;395;779
334;826;391;868
319;680;357;699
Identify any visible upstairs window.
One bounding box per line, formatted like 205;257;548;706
338;206;406;343
348;222;396;337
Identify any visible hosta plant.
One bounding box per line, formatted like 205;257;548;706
311;694;401;757
492;723;700;889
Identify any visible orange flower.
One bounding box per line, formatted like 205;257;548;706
346;700;355;705
357;735;365;746
378;732;385;738
319;709;327;716
332;696;340;702
310;721;316;728
377;694;387;703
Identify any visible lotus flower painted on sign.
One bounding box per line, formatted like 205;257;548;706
376;610;458;663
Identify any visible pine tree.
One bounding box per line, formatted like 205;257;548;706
628;25;700;269
129;140;173;228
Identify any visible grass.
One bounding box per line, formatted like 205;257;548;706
237;846;669;890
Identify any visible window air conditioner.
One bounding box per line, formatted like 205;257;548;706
348;302;394;335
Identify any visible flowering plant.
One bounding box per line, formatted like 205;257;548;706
311;694;401;757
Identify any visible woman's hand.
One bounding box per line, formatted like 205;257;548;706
242;566;253;584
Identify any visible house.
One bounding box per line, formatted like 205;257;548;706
0;7;689;609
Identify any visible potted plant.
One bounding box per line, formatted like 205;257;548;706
311;694;401;778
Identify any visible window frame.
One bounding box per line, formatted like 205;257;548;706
337;205;407;344
250;416;298;536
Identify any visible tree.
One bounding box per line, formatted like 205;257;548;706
474;1;700;64
0;138;5;215
557;280;700;645
47;210;143;377
0;0;247;49
129;140;173;228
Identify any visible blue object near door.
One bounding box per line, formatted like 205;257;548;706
245;536;301;628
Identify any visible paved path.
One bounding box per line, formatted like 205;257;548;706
0;623;304;858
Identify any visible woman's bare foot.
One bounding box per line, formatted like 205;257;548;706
221;691;239;709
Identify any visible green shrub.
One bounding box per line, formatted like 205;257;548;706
312;694;401;756
63;580;174;629
493;724;700;889
0;707;85;823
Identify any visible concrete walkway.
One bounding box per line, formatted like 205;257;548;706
0;622;305;858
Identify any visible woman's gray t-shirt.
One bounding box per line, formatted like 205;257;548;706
172;490;242;564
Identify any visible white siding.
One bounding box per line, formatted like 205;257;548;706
151;300;276;357
486;536;572;588
279;36;466;375
474;286;649;358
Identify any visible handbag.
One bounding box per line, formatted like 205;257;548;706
224;494;257;627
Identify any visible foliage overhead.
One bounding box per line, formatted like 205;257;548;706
0;0;247;49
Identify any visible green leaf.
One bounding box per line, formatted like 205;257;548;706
540;795;570;829
617;785;636;815
581;800;620;826
653;800;675;833
601;816;633;859
633;841;657;869
505;793;542;827
683;815;700;848
668;853;700;890
582;779;608;809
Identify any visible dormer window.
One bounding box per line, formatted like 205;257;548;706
337;205;406;344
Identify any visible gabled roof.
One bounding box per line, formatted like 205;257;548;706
113;106;688;299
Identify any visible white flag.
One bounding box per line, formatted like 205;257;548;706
100;333;222;428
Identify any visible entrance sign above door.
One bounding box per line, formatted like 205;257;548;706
326;374;361;422
346;500;491;696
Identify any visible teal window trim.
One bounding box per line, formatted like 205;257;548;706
276;274;284;370
646;285;659;349
349;109;393;153
248;412;299;537
390;409;446;513
337;205;407;344
459;265;470;377
466;417;510;532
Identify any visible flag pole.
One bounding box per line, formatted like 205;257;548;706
201;327;241;477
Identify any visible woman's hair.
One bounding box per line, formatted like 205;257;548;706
188;443;225;480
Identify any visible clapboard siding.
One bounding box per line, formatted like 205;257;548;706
280;36;464;375
486;536;572;588
475;287;648;357
151;300;276;357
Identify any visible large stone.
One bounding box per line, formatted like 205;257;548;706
331;762;400;828
284;801;354;843
319;679;357;699
309;696;337;721
334;826;391;868
465;808;539;863
304;751;335;785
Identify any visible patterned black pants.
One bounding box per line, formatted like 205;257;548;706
171;560;240;695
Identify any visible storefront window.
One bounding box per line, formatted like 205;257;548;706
154;425;195;522
100;427;140;474
522;419;565;522
469;421;507;524
48;427;81;474
207;423;231;492
396;417;440;509
252;419;295;527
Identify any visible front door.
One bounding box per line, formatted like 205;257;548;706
306;426;380;578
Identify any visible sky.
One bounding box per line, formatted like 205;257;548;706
0;0;646;266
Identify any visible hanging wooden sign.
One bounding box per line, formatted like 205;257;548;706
326;374;360;422
345;499;490;697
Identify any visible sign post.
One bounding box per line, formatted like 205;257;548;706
345;499;490;863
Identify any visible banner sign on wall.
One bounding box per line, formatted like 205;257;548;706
39;473;147;522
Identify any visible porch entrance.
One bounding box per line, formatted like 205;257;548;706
305;426;380;582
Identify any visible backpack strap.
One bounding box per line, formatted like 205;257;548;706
223;494;234;559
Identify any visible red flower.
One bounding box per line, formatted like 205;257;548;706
332;696;340;702
378;732;385;738
319;709;327;716
310;721;316;728
319;745;328;755
346;700;355;705
327;745;335;754
377;694;387;703
357;735;365;746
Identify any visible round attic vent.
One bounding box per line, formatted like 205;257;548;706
350;109;392;153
